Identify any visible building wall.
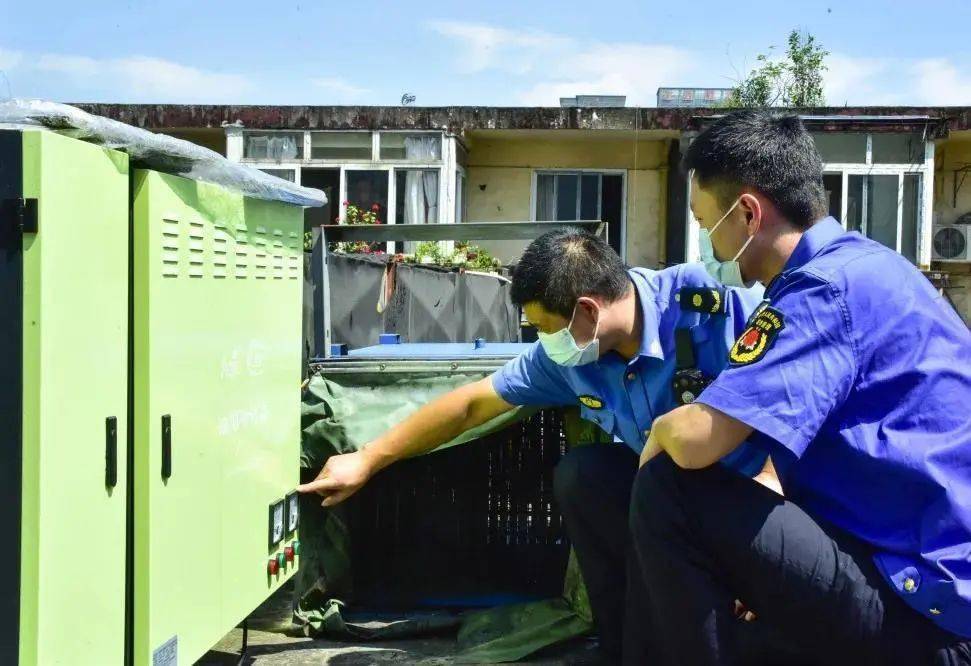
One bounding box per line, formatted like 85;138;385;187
934;133;971;224
464;167;533;262
160;128;227;156
465;133;669;267
932;133;971;325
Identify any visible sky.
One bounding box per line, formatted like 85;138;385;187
2;0;970;107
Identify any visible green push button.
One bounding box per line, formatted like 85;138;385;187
277;552;286;569
293;541;300;556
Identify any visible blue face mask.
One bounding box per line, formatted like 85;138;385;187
698;198;755;288
537;303;600;367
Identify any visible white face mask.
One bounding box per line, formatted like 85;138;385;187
537;302;600;367
698;198;756;288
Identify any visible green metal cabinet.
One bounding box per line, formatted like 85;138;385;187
1;130;130;665
2;131;303;665
132;170;302;666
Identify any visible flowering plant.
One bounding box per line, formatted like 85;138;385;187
335;200;385;254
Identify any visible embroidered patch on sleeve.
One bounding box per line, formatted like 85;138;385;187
578;395;604;409
729;306;785;366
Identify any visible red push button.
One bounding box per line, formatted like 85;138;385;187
284;546;295;563
267;557;280;575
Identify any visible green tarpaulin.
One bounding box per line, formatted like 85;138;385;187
296;371;602;662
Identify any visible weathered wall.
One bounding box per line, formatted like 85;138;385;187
464;167;533;263
465;133;669;267
935;134;971;225
942;266;971;326
932;133;971;324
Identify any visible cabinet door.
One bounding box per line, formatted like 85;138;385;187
4;130;129;665
132;170;301;666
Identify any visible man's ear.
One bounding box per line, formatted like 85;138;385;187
574;296;601;319
739;192;763;236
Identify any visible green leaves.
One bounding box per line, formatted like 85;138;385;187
727;30;829;108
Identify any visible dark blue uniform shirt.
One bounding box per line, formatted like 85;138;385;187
493;264;767;477
698;217;971;638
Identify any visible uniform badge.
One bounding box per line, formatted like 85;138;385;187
677;287;724;314
729;306;785;366
578;395;604;409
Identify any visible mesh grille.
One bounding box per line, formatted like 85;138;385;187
344;409;571;608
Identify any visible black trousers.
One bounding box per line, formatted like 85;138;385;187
630;454;971;665
553;445;652;664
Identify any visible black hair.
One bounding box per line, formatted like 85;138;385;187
510;228;630;318
683;111;828;229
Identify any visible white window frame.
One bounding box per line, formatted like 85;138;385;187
530;168;628;259
376;130;445;164
236;129;307;163
821;133;934;267
225;125;456;246
302;130;376;163
226;130;464;254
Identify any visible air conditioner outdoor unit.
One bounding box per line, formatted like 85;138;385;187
932;224;971;262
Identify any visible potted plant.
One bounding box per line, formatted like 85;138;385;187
335;201;384;255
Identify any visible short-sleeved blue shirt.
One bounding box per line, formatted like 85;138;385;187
697;217;971;638
492;264;767;477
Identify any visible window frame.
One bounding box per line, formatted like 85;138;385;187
377;131;445;163
821;133;934;265
305;130;375;162
530;168;627;259
240;129;446;166
240;130;306;162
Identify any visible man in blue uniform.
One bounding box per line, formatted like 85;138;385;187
636;110;971;664
299;229;767;661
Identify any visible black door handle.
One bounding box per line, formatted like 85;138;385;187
105;416;118;488
161;415;172;480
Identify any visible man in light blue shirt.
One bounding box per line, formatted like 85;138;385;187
300;229;767;661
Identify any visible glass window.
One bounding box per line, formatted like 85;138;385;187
846;174;905;251
811;133;867;163
311;132;372;160
580;174;600;220
556;175;578;221
394;169;440;224
536;174;555;221
867;175;900;250
258;168;296;182
244;132;303;160
872;133;923;164
380;133;442;161
345;170;388;224
822;173;842;218
901;174;920;262
536;172;604;221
